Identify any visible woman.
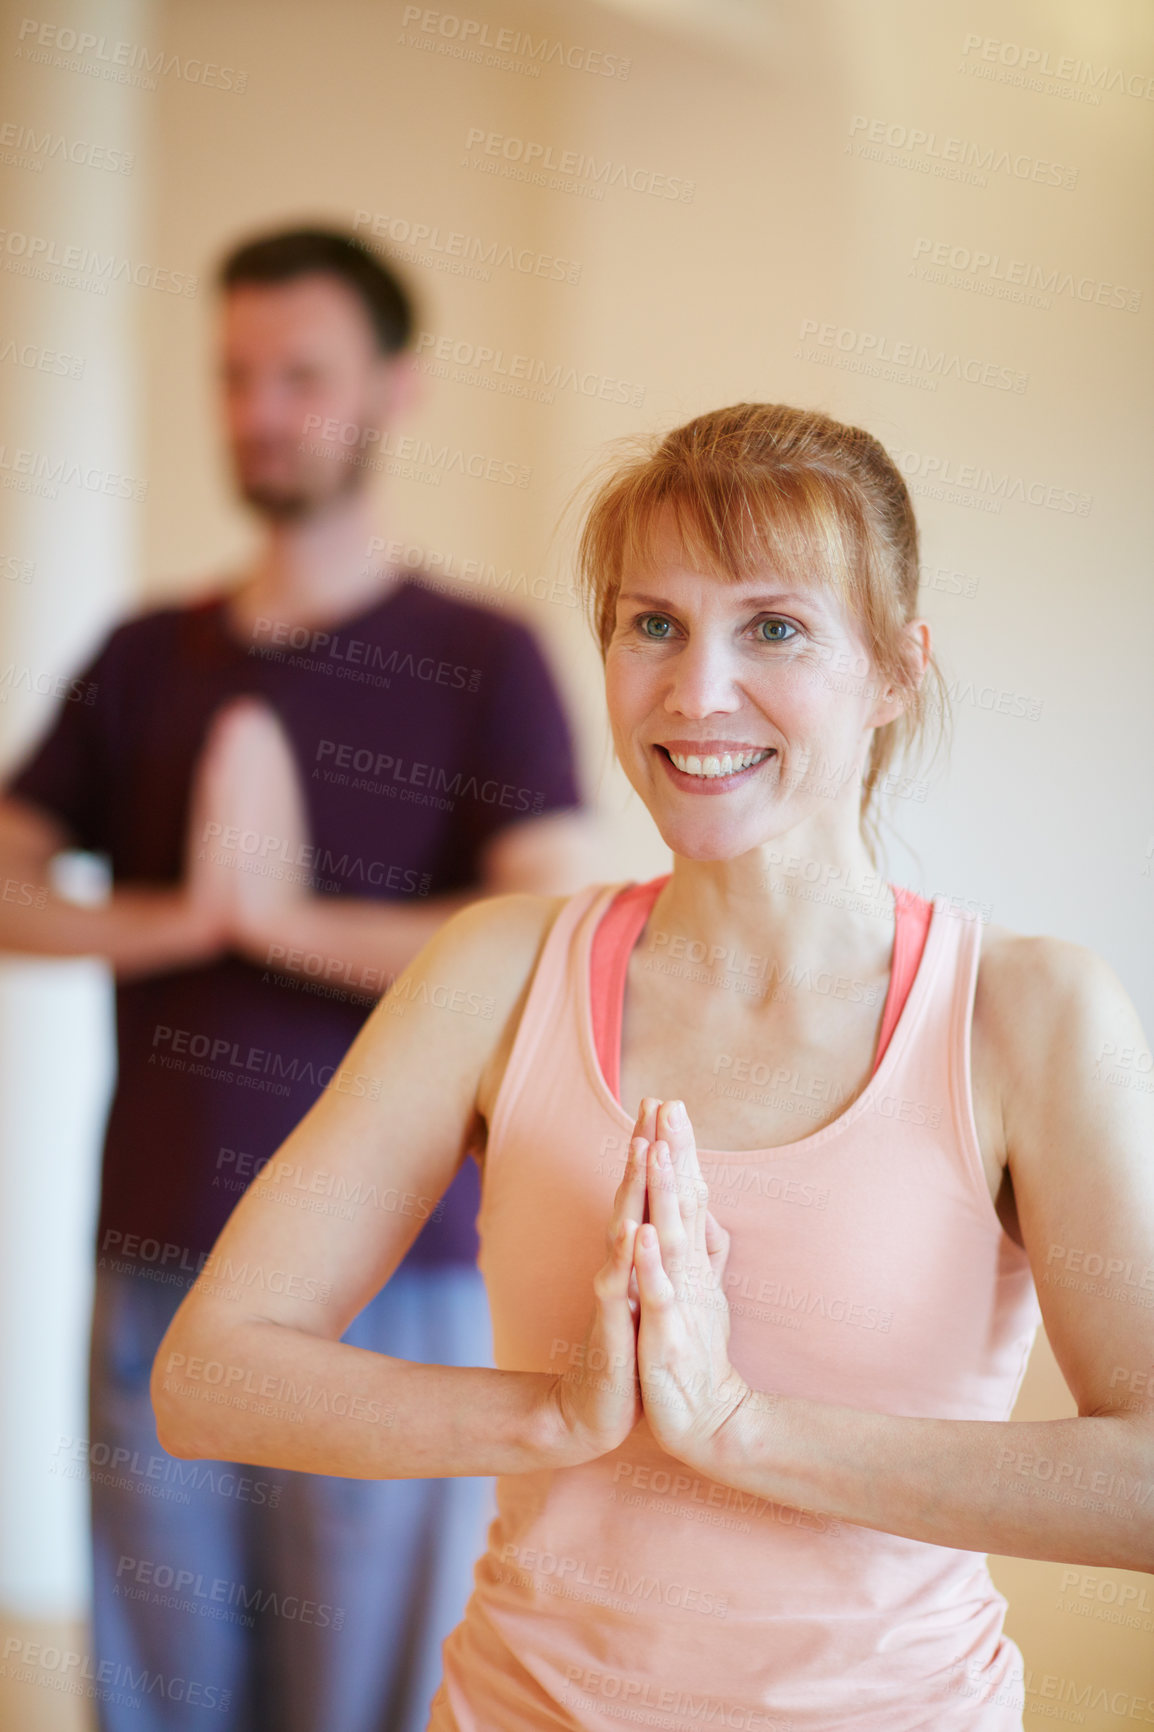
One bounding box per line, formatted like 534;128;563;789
154;404;1154;1731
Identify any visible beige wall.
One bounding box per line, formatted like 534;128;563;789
4;0;1152;1723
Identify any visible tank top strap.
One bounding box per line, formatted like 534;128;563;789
878;897;998;1227
485;880;627;1156
873;884;932;1067
590;873;668;1103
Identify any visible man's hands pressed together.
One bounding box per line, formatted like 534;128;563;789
185;695;312;967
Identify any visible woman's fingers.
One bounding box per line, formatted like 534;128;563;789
600;1219;642;1375
703;1209;731;1292
654;1099;708;1254
592;1220;641;1392
646;1141;688;1280
632;1222;675;1305
620;1101;712;1279
608;1137;648;1252
595;1217;639;1302
554;1217;643;1461
634;1096;660;1143
633;1098;659;1222
608;1090;661;1237
703;1208;729;1262
644;1099;709;1261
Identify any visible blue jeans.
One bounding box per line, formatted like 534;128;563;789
87;1260;496;1732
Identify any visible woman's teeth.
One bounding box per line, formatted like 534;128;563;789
666;748;773;779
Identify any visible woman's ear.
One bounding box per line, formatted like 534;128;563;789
904;617;933;688
868;618;932;729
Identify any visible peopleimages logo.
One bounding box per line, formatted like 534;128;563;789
15;17;248;92
462;129;695;201
353;209;581;286
0;1634;232;1713
0;444;147;500
892;447;1092;517
413;331;645;407
911;237;1141;313
0;663;98;704
0;119;135;173
959;33;1154;102
848;115;1078;189
149;1025;381;1100
398;8;631;78
797;319;1027;394
0;337;85;378
314;739;547;817
0;227;197;295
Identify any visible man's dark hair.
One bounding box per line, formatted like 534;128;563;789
217;226;416;355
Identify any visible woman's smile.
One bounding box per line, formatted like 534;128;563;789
654;741;778;792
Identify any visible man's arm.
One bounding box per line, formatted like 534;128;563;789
237;808;604;992
0;612;231;979
478;807;605;897
193;581;604;991
0;794;227;978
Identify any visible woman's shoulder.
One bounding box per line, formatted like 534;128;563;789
431;881;613;1017
439;886;568;976
429;883;617;1133
976;916;1122;1000
973;916;1138;1083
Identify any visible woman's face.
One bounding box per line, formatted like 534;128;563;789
603;507;908;862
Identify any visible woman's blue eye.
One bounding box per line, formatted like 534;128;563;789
635;614;796;642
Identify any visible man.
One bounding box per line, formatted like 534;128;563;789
0;226;596;1731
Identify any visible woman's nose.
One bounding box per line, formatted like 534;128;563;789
662;638;742;716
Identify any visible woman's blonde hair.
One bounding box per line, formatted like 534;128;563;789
574;402;948;865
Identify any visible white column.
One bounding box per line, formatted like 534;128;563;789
0;0;154;1614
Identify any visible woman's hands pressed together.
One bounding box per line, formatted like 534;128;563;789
547;1100;655;1463
632;1097;753;1470
552;1096;755;1473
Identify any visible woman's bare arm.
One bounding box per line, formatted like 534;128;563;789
634;937;1154;1573
151;888;643;1480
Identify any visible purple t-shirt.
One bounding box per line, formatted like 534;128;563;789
6;574;583;1278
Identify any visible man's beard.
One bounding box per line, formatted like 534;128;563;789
237;479;324;521
232;444;364;521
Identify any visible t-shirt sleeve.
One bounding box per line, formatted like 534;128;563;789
2;625;121;854
456;617;584;858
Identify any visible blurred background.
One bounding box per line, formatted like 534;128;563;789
0;0;1151;1725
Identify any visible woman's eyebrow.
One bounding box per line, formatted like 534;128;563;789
618;588;822;610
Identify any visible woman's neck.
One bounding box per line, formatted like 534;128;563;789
651;840;896;985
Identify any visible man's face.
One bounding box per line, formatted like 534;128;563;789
219;273;400;520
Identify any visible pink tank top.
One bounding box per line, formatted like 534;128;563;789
431;882;1041;1732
